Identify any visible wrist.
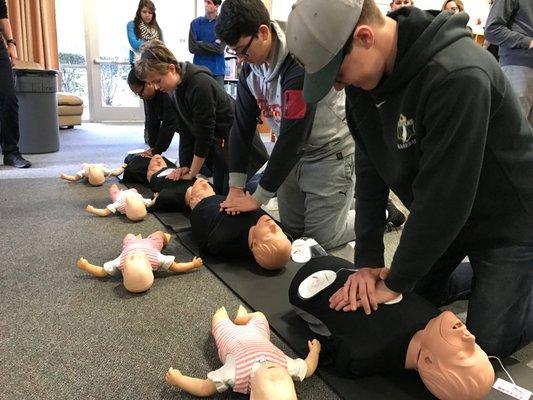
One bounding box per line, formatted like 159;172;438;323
6;39;16;47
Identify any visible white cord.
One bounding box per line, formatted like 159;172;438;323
488;356;516;385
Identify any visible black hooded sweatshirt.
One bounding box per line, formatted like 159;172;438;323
346;9;533;293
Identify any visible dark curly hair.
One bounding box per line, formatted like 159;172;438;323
215;0;270;46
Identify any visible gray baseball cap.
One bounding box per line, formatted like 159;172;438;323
287;0;364;103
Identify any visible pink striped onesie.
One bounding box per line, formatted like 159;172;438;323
107;188;150;214
118;233;165;271
211;316;295;394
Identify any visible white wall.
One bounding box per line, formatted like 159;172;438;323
271;0;491;34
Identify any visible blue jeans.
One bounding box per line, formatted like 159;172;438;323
413;241;533;358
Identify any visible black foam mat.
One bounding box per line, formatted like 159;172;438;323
177;231;533;400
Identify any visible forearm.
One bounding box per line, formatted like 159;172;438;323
169;260;197;273
169;374;217;397
304;352;320;377
188;155;206;177
83;262;108;278
86;206;112;217
110;164;127;177
60;173;82;182
0;18;13;40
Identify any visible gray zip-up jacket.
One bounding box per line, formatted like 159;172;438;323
484;0;533;67
229;20;354;205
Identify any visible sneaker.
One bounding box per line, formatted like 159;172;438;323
298;270;338;299
3;152;31;168
385;199;406;231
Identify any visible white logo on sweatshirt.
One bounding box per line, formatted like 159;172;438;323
396;114;416;149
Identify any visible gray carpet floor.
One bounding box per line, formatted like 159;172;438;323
1;123;531;400
0;124;339;400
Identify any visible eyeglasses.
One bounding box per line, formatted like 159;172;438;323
226;34;255;57
134;82;146;97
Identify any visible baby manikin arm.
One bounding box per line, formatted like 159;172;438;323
169;257;203;273
85;205;112;217
165;368;218;397
110;163;128;177
60;173;83;182
76;257;109;278
304;339;321;378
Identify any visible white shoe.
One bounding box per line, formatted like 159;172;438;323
298;270;338;299
291;238;319;263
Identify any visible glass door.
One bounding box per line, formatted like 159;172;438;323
83;0;144;121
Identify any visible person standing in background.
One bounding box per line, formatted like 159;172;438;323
441;0;464;13
127;0;163;65
189;0;226;87
485;0;533;126
127;0;164;144
0;0;31;168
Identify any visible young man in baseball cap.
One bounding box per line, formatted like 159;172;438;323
287;0;533;358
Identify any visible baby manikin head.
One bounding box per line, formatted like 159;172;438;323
147;154;168;182
87;165;106;186
408;311;495;400
185;178;216;209
125;194;148;221
122;250;155;293
249;361;298;400
248;215;291;270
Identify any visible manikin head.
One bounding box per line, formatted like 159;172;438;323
122;249;155;293
248;215;292;270
125;194;148;221
249;361;297;400
135;40;182;94
185;178;216;209
216;0;275;65
147;154;168;182
405;311;495;400
87;165;106;186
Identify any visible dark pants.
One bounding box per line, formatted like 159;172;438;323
211;140;229;196
414;240;533;358
0;41;20;155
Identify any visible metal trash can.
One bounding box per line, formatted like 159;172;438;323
13;69;59;154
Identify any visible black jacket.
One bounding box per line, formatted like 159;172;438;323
346;8;533;292
145;90;179;155
171;62;234;161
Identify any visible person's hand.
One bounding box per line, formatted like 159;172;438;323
308;339;321;354
220;191;260;215
179;173;194;181
7;43;17;66
220;186;246;213
165;167;189;181
85;205;95;213
165;367;183;387
192;256;203;268
329;267;389;314
529;39;533;49
77;257;89;270
140;148;154;157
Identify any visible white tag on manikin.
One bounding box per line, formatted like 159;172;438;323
493;378;531;400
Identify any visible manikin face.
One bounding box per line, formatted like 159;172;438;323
204;0;218;17
250;215;286;246
147;154;167;181
416;311;495;400
122;250;154;293
186;178;215;209
140;6;154;24
227;25;272;65
444;1;459;13
390;0;413;11
145;65;180;94
249;361;297;400
334;28;387;92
